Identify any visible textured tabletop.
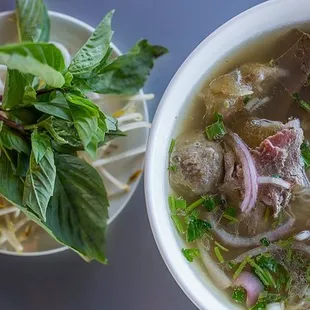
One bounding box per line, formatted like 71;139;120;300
0;0;265;309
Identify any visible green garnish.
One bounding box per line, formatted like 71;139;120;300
292;92;310;113
249;292;283;310
205;113;226;140
249;259;275;287
233;257;249;280
301;141;310;170
232;286;247;304
182;248;200;262
175;197;187;210
223;206;238;223
243;95;252;105
260;238;270;247
171;215;186;235
202;195;217;212
167;164;177;172
215;241;229;252
169;138;176;156
185;197;205;214
0;0;167;263
214;246;225;263
186;218;212;242
222;213;239;223
264;207;270;223
168;195;177;213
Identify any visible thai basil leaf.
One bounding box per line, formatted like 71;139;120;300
23;85;37;105
44;154;109;263
16;152;29;177
34;92;72;121
7;106;43;125
69;10;114;76
0;42;65;87
31;129;50;162
73;40;168;94
23;136;56;220
65;93;100;158
52;118;82;147
0;149;24;206
15;0;50;42
0;124;30;155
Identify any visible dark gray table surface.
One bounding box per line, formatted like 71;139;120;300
0;0;265;309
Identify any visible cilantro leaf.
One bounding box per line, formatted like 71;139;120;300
182;248;200;262
186;218;212;242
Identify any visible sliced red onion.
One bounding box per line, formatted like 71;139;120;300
258;176;291;190
207;214;295;248
234;271;264;307
224;133;258;213
197;240;232;290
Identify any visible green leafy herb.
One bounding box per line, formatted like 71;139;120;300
205;113;226;140
23;135;56;220
182;248;200;262
16;0;50;42
186;218;211;242
0;0;167;263
69;11;114;76
202;195;217;212
73;40;168;95
171;215;185;235
167;164;177;172
301;141;310;170
260;238;271;247
175;197;187;210
243;95;251;105
232;286;247;304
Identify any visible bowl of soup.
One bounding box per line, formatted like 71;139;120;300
145;0;310;309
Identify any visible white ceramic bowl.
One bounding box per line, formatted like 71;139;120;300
145;0;310;309
0;11;149;256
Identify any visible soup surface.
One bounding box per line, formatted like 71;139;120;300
168;29;310;310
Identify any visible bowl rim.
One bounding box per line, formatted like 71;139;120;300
144;0;309;309
0;10;149;257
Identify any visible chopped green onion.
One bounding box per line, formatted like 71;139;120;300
264;269;277;288
260;238;270;247
171;215;185;234
264;207;270;223
226;207;237;217
175;197;187;210
228;262;236;269
167;164;177;172
168;138;176;156
205;113;226;140
243;95;252;105
293;92;310;113
168;195;176;213
185;198;204;214
285;276;292;292
182;248;200;262
248;259;270;287
222;213;238;223
186;219;212;242
232;286;247;304
214;246;225;263
233;257;249;280
215;241;229;252
301;141;310;170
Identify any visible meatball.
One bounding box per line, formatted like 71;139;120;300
169;132;224;197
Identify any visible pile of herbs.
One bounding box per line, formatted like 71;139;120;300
0;0;167;262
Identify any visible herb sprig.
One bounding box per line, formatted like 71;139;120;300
0;0;168;263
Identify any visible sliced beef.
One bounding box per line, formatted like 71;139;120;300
252;119;307;216
221;119;308;217
169;132;224;197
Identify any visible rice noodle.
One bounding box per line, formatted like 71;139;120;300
207;214;295;248
197;240;232;289
92;146;146;167
224;132;258;213
258;176;291;190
